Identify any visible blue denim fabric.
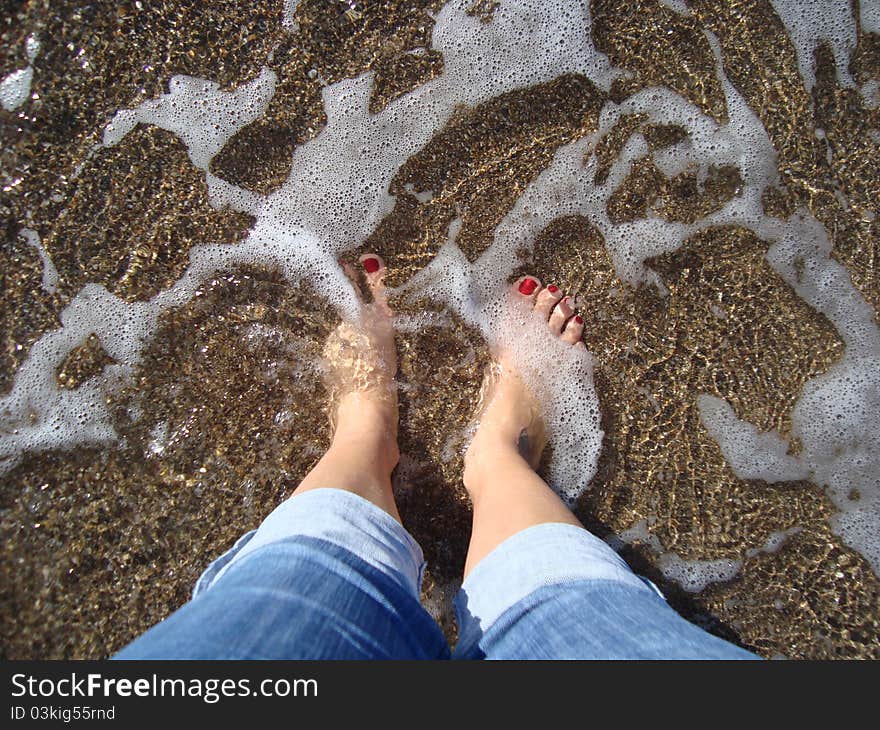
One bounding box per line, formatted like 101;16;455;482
115;488;756;660
115;536;449;660
454;581;756;659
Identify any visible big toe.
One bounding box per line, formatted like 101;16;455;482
514;275;542;302
358;253;387;296
341;252;392;315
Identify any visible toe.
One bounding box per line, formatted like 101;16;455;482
358;253;392;309
535;284;564;319
514;275;542;302
548;295;575;335
561;313;584;345
359;253;386;289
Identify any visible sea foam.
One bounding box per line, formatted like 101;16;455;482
3;0;879;584
0;33;39;111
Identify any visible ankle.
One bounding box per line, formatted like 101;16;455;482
332;394;399;472
336;390;396;430
463;436;527;501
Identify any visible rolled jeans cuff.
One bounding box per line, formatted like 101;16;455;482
454;523;661;648
193;488;426;599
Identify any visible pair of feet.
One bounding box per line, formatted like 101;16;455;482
324;253;586;500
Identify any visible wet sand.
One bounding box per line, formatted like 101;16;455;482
1;1;879;658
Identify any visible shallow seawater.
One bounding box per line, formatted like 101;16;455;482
1;1;879;658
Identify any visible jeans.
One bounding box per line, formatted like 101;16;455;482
115;489;757;660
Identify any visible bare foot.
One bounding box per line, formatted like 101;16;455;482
463;275;585;495
322;253;399;472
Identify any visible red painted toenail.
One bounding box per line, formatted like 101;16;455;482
575;315;583;324
547;285;559;293
518;278;538;295
362;257;380;273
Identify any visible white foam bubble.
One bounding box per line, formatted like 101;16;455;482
656;0;692;15
486;32;776;288
615;520;803;592
1;33;39;112
1;67;34;112
861;1;880;34
20;227;58;294
282;0;301;32
763;212;880;573
104;68;277;179
658;554;743;593
770;0;858;91
697;394;809;483
614;520;742;592
745;527;802;557
254;0;619;260
25;33;40;62
0;285;143;467
862;78;880;109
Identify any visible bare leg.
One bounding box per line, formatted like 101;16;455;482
462;276;587;577
294;254;402;523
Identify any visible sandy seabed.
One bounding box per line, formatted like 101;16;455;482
1;0;879;658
